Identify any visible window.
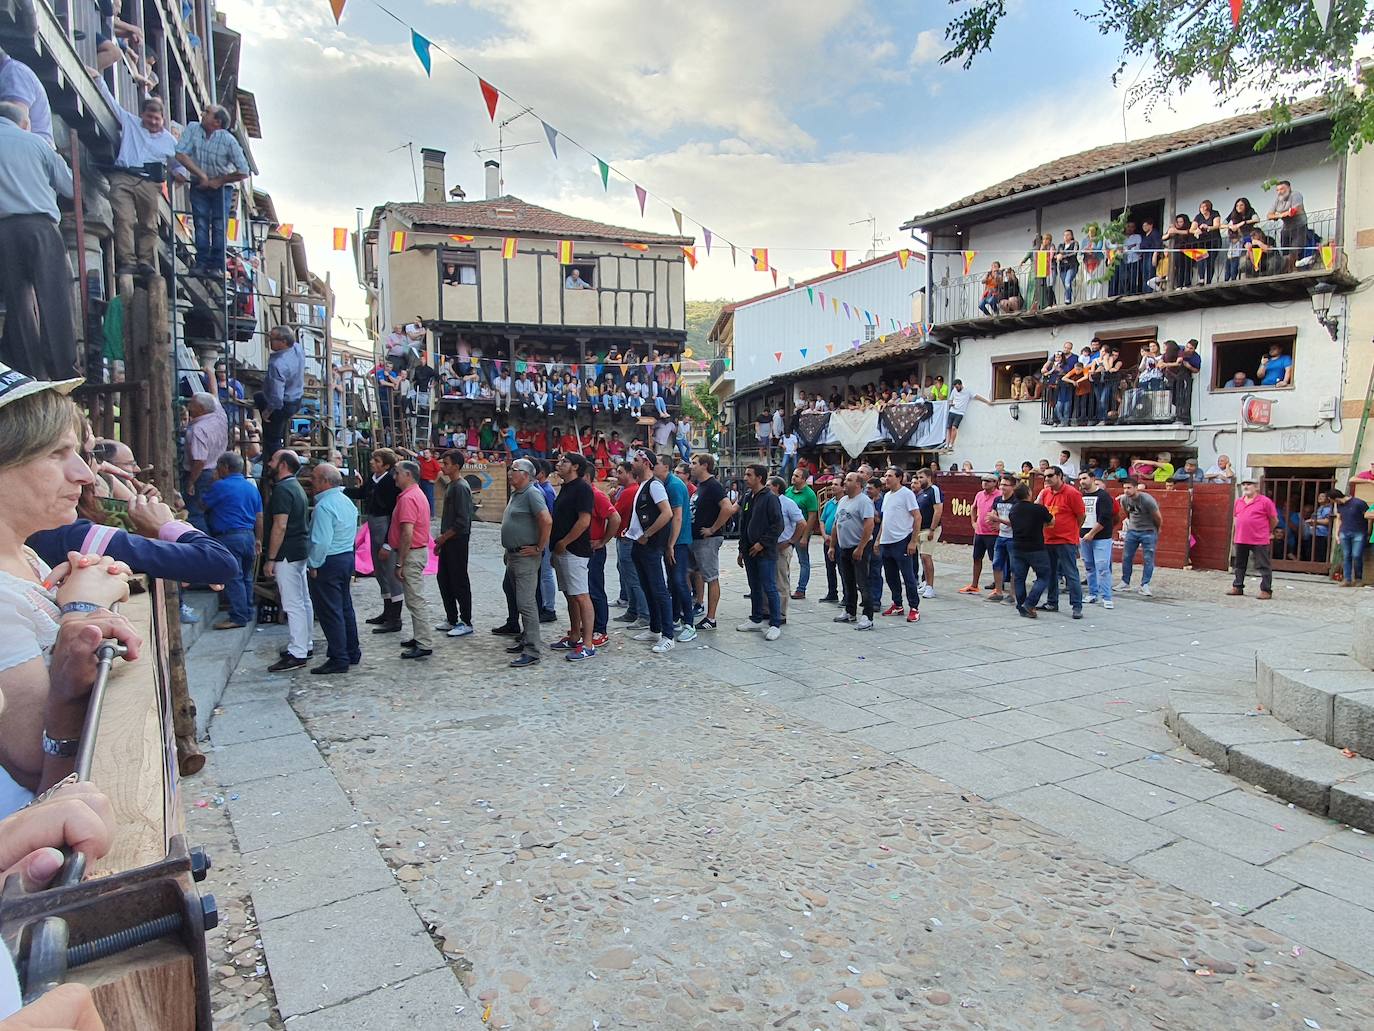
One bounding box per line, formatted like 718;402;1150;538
1110;199;1165;236
863;323;877;342
562;261;597;290
991;353;1047;401
1211;328;1297;390
441;249;477;286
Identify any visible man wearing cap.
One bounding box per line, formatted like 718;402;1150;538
501;457;551;667
961;473;1001;595
550;452;597;661
1229;478;1278;600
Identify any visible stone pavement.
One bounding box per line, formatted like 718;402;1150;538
193;522;1374;1028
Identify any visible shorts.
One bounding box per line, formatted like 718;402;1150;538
972;534;998;562
992;537;1013;575
553;551;590;595
918;525;942;544
690;535;723;582
947;413;964;428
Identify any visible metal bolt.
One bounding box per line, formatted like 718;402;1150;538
190;846;211;883
201;894;219;932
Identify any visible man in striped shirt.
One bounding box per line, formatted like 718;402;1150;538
174;105;249;277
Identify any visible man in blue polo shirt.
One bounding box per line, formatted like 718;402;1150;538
202;450;263;629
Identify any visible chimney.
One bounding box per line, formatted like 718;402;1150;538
484;159;500;200
420;148;446;204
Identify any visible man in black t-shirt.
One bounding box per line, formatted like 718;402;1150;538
551;452;597;660
265;450;314;671
1007;482;1054;618
688;453;736;630
1077;471;1117;609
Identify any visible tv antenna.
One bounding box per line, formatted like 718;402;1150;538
388;141;420;201
473;108;538;193
849;214;888;260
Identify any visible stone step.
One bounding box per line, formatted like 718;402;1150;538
185;619;254;740
1166;683;1374;832
178;589;222;652
1356;600;1374;671
1255;644;1374;754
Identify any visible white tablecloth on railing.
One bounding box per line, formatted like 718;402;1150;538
817;401;949;455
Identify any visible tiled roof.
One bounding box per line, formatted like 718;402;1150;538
381;196;693;246
910;99;1329;225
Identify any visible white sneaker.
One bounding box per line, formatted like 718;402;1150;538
764;625;781;641
446;623;474;637
1137;584;1153;598
1116;581;1133;593
651;636;675;654
1102;600;1115;609
676;625;698;642
434;621;453;632
920;585;935;599
737;621;764;632
1085;595;1097;605
633;629;659;642
855;616;874;631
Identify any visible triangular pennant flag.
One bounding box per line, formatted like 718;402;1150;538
842;302;851;318
851;339;861;351
332;227;348;250
542;120;558;159
825;344;834;355
863;310;872;324
411;30;432;76
448;234;474;243
831;297;839;314
1321;243;1335;268
634;184;647;216
597;159;610;190
806;287;814;304
773;351;783;363
277;223;293;238
787;277;796;290
558;240;575;265
569;364;578;375
831;249;847;272
963;250;976;275
390;230;407;253
1181;248;1207;261
671;362;680;373
681;246;697;269
515;360;527;374
1229;0;1243;28
818;290;826;308
1250;247;1263;270
479;79;500;121
502;237;518;259
623;242;649;252
897;249;910;270
226;217;239;242
752;248;768;271
723;358;732;370
1313;0;1332;28
329;0;346;23
619;364;628;375
703;228;712;254
799;348;808;359
672;209;683;235
771;268;778;287
1035;251;1050;278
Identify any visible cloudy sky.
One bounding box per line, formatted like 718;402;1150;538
221;0;1257;342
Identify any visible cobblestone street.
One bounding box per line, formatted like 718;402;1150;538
193;524;1374;1029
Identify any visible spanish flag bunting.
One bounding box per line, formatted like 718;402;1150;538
635;185;647;217
773;351;783;363
672;209;683;235
448;234;474;243
1229;0;1242;28
825;344;834;354
963;250;976;275
558;240;575;264
897;249;910;270
681;246;697;269
752;248;768;271
623;242;649;252
831;250;847;272
831;297;839;314
479;79;500;121
1250;247;1263;270
329;0;346;23
1182;247;1207;261
501;237;518;259
1321;243;1336;268
277;223;294;239
1034;251;1049;277
226;217;239;241
390;230;407;253
332;227;349;250
619;364;628;375
176;213;190;234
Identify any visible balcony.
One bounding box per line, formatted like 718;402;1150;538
933;210;1353;337
1037;381;1195;444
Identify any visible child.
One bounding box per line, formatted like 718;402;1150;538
586;377;600;410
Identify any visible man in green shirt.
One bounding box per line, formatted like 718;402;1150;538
785;467;819;599
265;450;313;671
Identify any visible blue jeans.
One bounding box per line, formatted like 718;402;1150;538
676;436;691;463
992;537;1013;577
669;542;693;625
310;551;360;664
1060;266;1077;303
631;542;673;635
184;468;217;533
867;544;884;609
879;537;920;609
655;396;669;416
796;537;811;592
216;528;258;625
780;453;796;481
1080;537;1113;602
1010;545;1051;612
978;294;997;315
589;546;609;634
1055;386;1072;425
1046;543;1083;611
189;184;231;272
616;538;648;618
1121;529;1157;586
539;546;556;615
744;552;782;627
1342;532;1366;583
419;480;435;512
1093;381;1113;422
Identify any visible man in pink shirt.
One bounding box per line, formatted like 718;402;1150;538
385;460;434;657
960;473;1000;595
1228;478;1277;600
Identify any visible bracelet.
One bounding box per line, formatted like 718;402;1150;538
42;731;81;757
59;601;104;616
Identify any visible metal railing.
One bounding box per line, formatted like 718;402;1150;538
1037;377;1196;428
933;209;1337;323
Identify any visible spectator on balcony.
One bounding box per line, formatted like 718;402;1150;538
0;102;76;382
1266;180;1307;273
1103;455;1128;482
1163;214;1195;290
1204;454;1237;483
1111;220;1142;296
0;48;52;145
1223;197;1260;281
1243;228;1281;277
977;261;1003;315
1022;233;1055;311
1055;229;1080;304
1190;200;1222;285
565;267;593;289
1081;223;1108;301
1173;338;1201;423
1139;219;1164;290
174;104;249;277
1171;458;1204;483
996;267;1023;313
1257;342;1294;387
1042;342;1077;426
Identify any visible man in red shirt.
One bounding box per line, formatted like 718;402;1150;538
1034;466;1086;617
416;448;441;512
532;427;549;458
1229;478;1278;599
384;460;434;658
586;476;622;646
558;428;578;454
611;461;648;625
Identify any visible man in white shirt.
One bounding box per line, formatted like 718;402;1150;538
772;407;784;439
565;268;593;289
780;431;799;480
877;466;922;622
1058;449;1078;480
769;475;805;621
493;371;512;412
944;378;972;451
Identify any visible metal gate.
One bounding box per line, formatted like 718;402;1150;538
1261;474;1335;574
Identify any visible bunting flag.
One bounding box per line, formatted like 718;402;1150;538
671;361;680;373
1182;247;1207;261
825;344;834;354
800;347;808;359
842;302;851;319
672;209;683;235
787;276;795;290
963;250;976;275
1034;250;1050;278
329;0;345;23
1313;0;1332;28
831;250;847;272
558;240;575;264
1229;0;1243;28
771;268;778;286
515;360;527;373
1250;247;1263;270
1321;243;1336;268
542;120;558;158
897;249;910;270
635;185;647;216
806;287;814;304
597;158;610;190
863;310;872;324
448;233;475;243
176;212;190;234
226;217;239;242
773;351;783;363
619;364;628;376
332;227;348;250
752;248;768;271
502;237;518;259
390;230;407;253
731;245;737;267
479;79;500;121
818;290;826;308
277;223;294;238
411;30;432;76
681;246;697;269
851;339;861;350
831;297;839;314
703;228;712;254
623;242;649;252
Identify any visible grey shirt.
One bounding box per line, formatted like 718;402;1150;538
0;119;72;221
834;493;875;549
1121;491;1160;534
500;483;547;549
265;343;305;409
440;476;475;538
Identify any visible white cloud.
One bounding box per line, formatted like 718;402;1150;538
909;29;942;67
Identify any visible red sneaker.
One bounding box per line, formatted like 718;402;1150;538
907;609;921;623
882;604;904;617
591;632;609;647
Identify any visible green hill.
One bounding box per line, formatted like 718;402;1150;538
685;299;728;358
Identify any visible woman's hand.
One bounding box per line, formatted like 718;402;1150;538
44;613;142;739
51;554;132;611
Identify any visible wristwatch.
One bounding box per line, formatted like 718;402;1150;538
59;601;104;616
42;731;81;758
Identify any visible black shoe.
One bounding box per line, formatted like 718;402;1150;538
505;641;527;654
509;653;539;668
279;647;315;659
365;611;390;626
819;595;839;603
268;655;307;672
613;612;638;622
400;638;417;649
538;610;557;623
349;655;362;666
1038;604;1059;613
1072;609;1083;620
371;622;403;634
400;645;433;660
311;660;350;675
491;623;521;636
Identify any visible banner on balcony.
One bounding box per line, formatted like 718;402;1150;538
557;240;574;264
623;242;649;252
226;217;239;243
1182;248;1207;261
1322;243;1336;269
963;250;976;275
448;234;474;243
1250;247;1263;270
1034;251;1049;278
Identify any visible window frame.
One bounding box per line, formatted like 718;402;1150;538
561;260;598;290
440;248;479;287
1209;327;1298;392
989;350;1048;402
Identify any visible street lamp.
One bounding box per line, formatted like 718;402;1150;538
248;218;271;251
1310;281;1339;341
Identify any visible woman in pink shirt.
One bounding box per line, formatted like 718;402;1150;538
1228;479;1277;599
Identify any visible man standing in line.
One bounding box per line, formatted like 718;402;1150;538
346;449;403;630
501;458;551;668
1229;478;1278;599
549;452;597;661
627;448;676;654
1118;477;1162;597
985;473;1017;602
1008;483;1054;617
769;476;804;623
201;451;262;630
829;471;875;630
818;486;840;603
737;464;783;640
534;460;558;623
1332;487;1369;588
610;461;649;628
689;453;734;631
866;477;886;613
1078;470;1116;609
173;104;250;277
779;427;800;481
658;454;696;642
878;467;922;622
182;392;228;533
262;327;304;460
305;463;361;674
961;473;1001;595
785;467;818;600
265;451;314;671
1034;466;1086;617
434;449;475;638
913;468;943;598
386;461;434;659
585;470;620;648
